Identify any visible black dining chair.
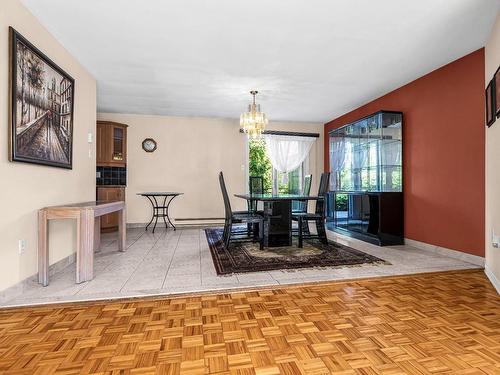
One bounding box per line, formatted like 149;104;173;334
248;176;264;212
292;174;312;235
245;175;265;236
292;172;330;248
219;172;264;250
292;174;312;214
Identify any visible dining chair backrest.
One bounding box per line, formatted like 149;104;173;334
315;172;331;216
303;174;312;196
219;172;232;220
295;174;312;213
249;176;264;195
248;176;264;212
318;172;330;196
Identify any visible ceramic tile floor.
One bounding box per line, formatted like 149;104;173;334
1;226;482;307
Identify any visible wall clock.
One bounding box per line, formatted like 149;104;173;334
142;138;157;152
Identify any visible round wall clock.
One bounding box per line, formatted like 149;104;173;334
142;138;157;152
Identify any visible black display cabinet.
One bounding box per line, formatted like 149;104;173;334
326;111;404;246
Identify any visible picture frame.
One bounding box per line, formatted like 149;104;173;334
9;27;75;169
486;79;495;127
495;65;500;118
142;138;157;153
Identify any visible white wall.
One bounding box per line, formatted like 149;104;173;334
485;14;500;293
0;0;96;292
97;113;323;224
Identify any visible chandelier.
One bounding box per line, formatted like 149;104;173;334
240;90;268;138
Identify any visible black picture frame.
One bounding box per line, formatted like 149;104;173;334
486;79;495;127
9;27;75;169
495;65;500;119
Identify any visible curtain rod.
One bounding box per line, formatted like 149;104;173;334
239;129;319;138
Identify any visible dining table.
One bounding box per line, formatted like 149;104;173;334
234;193;323;247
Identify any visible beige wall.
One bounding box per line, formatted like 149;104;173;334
0;0;96;292
485;13;500;292
97;113;323;224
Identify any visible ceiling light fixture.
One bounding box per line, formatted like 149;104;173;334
240;90;268;138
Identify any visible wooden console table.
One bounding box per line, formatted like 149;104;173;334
38;201;126;286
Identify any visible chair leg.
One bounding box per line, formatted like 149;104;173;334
316;219;328;244
223;219;229;243
258;220;264;250
225;229;231;250
302;220;310;235
298;217;303;248
252;223;259;240
224;220;232;250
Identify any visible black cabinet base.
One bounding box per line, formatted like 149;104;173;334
326;191;404;247
327;223;404;246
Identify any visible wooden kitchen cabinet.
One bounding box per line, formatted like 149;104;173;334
97;186;126;232
96;121;128;167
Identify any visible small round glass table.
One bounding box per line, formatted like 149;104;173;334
137;192;183;233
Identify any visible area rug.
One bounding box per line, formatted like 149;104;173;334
205;227;389;275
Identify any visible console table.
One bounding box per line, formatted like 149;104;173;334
38;201;126;286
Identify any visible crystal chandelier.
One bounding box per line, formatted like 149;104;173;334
240;90;268;138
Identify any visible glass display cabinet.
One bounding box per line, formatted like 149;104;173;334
326;111;403;245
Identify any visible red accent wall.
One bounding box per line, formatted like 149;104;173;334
324;49;485;257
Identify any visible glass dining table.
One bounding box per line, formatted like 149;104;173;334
234;193;324;247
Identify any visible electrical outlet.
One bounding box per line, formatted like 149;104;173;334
18;239;26;254
492;231;500;248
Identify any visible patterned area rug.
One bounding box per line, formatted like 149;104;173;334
205;227;389;275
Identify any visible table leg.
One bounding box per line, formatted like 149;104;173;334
165;195;176;230
152;196;159;233
76;209;94;283
38;209;49;286
265;200;292;247
94;217;101;252
161;195;168;229
145;196;155;231
118;207;126;251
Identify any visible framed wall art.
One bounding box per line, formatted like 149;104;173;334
9;27;75;169
486;79;495;127
495;65;500;119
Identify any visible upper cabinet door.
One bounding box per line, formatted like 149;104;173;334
111;125;126;164
96;121;128;167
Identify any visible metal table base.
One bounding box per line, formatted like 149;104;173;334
137;192;183;233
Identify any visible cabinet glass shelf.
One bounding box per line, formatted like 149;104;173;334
329;111;402;193
327;111;404;246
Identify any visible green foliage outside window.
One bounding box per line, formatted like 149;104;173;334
248;139;272;193
335;194;348;211
248;139;303;195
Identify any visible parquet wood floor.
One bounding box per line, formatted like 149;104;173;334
0;269;499;375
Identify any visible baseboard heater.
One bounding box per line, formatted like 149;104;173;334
172;217;224;227
127;218;225;229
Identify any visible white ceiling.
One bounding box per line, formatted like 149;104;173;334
22;0;499;123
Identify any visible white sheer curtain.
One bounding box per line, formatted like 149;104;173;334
382;140;401;165
264;134;315;183
330;138;347;190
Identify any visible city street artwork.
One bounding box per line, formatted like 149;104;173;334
9;27;74;169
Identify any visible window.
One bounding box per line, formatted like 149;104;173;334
274;163;304;195
248;138;306;195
